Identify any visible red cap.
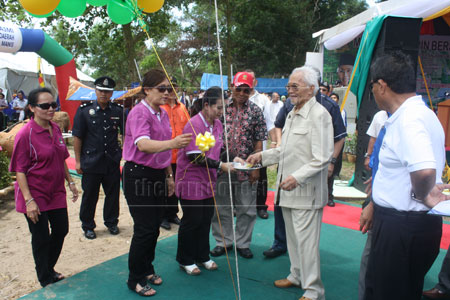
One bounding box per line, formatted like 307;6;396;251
233;72;254;88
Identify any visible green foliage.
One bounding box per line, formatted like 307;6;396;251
344;133;357;155
0;151;12;190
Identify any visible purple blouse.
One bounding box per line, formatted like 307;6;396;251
10;118;70;213
175;112;223;200
122;101;172;169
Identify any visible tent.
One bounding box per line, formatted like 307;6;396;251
0;51;94;102
200;73;288;95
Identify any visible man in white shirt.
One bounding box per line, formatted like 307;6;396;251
364;51;450;300
12;90;28;121
246;69;271;219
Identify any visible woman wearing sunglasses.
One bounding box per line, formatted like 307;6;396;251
10;87;78;287
175;87;234;275
122;69;192;297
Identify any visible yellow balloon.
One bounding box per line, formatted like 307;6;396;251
19;0;61;15
137;0;164;13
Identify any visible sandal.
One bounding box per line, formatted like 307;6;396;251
52;272;65;283
179;264;201;275
146;274;162;285
199;260;218;270
133;283;156;297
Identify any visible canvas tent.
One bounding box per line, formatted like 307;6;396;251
0;51;94;102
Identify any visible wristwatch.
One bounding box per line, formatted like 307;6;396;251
330;157;337;164
411;191;424;203
364;152;371;158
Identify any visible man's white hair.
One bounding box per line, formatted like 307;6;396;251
291;66;319;95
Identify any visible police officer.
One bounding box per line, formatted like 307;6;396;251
72;76;123;239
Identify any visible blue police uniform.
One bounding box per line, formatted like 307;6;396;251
72;100;123;233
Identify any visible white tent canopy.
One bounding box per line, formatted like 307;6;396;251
313;0;450;50
0;51;94;100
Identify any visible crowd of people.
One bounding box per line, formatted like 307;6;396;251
9;51;450;300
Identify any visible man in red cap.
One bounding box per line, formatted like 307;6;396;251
210;71;267;259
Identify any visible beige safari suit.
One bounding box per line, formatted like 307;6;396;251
262;96;333;300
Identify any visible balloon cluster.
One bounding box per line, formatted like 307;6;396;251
18;0;164;24
195;132;216;153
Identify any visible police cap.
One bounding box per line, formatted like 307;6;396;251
95;76;116;91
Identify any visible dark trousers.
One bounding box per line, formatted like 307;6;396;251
436;244;450;293
256;167;268;211
364;204;442;300
163;163;179;220
271;191;287;252
176;198;214;265
79;163;120;231
123;162;165;289
327;149;343;200
25;208;69;287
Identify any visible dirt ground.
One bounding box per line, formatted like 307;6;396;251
0;148;178;300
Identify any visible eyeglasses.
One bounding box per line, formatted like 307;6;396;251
35;102;58;110
155;86;174;93
235;87;251;94
285;84;309;91
369;79;379;92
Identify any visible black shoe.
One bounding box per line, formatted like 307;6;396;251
257;209;269;219
160;219;171;230
263;247;286;258
108;225;120;235
84;229;96;239
236;248;253;259
210;246;232;257
168;216;181;225
327;199;335;207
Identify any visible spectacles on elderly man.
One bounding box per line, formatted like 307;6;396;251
285;84;309;92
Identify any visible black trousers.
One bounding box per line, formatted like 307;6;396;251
163;163;179;220
79;162;120;231
25;208;69;287
256;167;268;211
123;162;166;289
436;243;450;293
176;198;214;265
364;204;442;300
327;149;343;200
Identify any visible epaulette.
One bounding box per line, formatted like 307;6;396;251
80;101;94;108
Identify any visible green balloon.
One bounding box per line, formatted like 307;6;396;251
29;9;56;18
87;0;109;6
107;0;135;25
57;0;86;18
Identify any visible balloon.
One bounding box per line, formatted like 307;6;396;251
87;0;109;6
138;0;164;13
107;0;134;25
19;0;61;15
57;0;86;18
29;9;57;18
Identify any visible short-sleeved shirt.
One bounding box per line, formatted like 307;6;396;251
222;99;267;180
366;110;389;138
12;98;28;110
72;101;123;173
373;95;445;211
161;102;190;164
175;112;223;200
10;118;70;213
123;100;172;169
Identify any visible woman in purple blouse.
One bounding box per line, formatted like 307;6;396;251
10;87;78;287
175;87;234;275
122;69;192;297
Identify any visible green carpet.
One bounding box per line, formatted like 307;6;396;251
20;213;446;300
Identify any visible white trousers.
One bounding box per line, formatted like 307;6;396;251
282;207;325;300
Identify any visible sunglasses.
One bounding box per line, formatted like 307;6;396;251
235;87;251;94
155;85;174;93
35;102;58;110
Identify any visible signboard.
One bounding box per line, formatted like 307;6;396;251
0;23;22;53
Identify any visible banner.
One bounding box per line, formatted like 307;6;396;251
0;23;22;53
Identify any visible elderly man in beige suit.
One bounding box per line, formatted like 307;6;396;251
248;66;333;300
